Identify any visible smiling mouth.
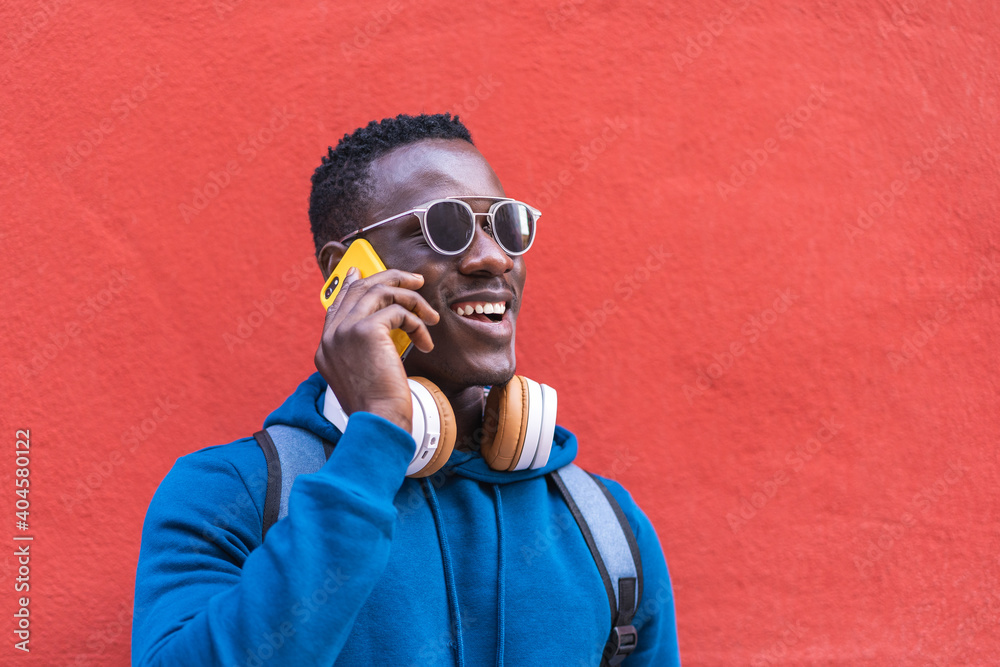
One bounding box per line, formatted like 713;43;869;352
450;300;509;324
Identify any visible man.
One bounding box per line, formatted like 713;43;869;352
132;113;680;666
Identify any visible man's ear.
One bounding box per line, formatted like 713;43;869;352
318;240;349;281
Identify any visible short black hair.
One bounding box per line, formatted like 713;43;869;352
308;113;474;258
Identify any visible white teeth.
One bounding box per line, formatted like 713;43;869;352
453;302;508;317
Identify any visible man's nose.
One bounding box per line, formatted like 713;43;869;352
458;221;514;276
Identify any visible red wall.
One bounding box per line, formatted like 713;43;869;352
2;1;998;664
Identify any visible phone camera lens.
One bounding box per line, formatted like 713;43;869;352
325;277;339;299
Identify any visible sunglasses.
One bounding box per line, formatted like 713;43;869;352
339;196;540;256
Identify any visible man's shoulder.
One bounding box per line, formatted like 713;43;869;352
173;435;268;483
138;435;273;579
150;435;270;525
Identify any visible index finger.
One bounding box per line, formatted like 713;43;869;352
362;268;425;290
324;268;425;322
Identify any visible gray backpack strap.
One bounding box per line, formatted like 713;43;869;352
550;463;643;667
252;425;332;540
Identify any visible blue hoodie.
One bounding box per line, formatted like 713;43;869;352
132;373;681;666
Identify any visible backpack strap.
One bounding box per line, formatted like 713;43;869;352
550;464;643;667
253;425;333;540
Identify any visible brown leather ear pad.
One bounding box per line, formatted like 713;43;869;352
481;376;530;471
406;377;456;478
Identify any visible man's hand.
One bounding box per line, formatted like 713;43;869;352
315;268;440;433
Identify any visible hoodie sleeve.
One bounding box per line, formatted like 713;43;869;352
131;412;415;667
597;477;682;667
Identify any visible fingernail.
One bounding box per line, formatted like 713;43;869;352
347;267;358;278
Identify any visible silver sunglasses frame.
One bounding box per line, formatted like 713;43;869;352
339;196;541;256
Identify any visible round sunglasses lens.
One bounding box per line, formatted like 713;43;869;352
426;201;474;253
492;202;535;254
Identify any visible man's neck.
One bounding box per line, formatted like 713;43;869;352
446;386;487;451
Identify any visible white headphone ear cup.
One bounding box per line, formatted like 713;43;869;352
406;379;434;475
406;377;456;478
530;383;557;469
512;377;543;471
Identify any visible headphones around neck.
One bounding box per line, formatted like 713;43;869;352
323;376;557;478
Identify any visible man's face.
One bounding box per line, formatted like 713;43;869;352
327;138;527;395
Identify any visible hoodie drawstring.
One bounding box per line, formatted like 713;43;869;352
424;480;466;667
422;480;507;667
494;484;506;667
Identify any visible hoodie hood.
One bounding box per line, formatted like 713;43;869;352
264;373;577;484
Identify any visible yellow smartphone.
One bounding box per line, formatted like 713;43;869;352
320;239;413;358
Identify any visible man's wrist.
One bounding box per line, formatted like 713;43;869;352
331;411;417;493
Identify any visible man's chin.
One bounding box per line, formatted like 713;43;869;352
404;352;517;394
465;366;517;391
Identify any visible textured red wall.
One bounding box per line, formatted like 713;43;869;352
2;1;998;664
